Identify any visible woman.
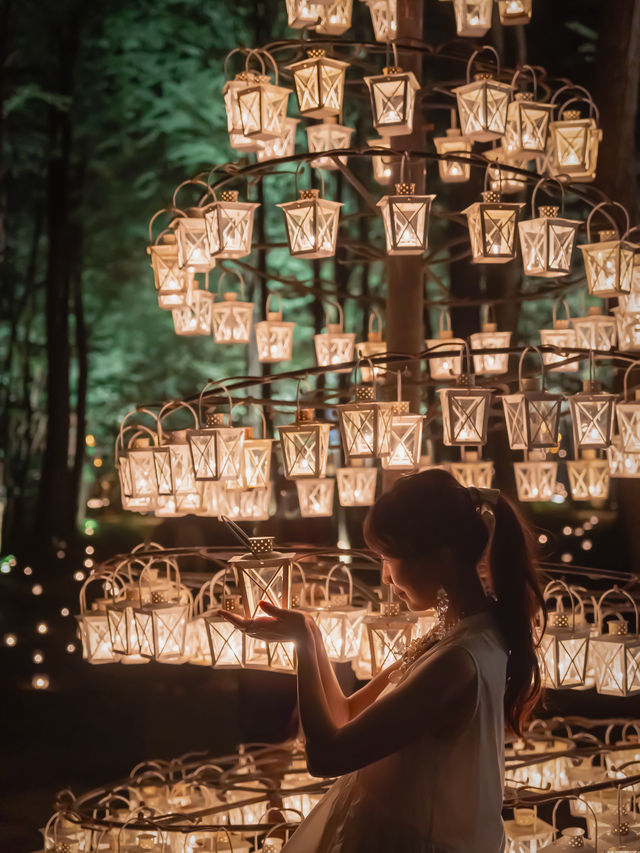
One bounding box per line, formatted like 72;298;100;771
223;468;544;852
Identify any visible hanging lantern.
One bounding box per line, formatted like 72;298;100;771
497;0;532;25
484;146;527;195
433;127;472;184
337;465;377;506
365;604;416;675
187;402;245;483
133;571;189;663
518;199;579;279
548;95;602;182
613;308;640;353
296;477;335;517
336;384;397;462
285;0;324;29
589;589;640;697
255;294;295;363
153;423;203;515
502;379;563;450
286;49;348;118
127;435;160;507
256;117;299;162
367;137;399;185
503;810;554;853
567;451;610;501
616;388;640;453
579;233;635;298
148;236;195;310
204;191;258;260
314;0;354;35
463;190;524;263
223;70;268;151
172;289;214;337
206;595;245;668
452;0;493;37
607;435;640;479
618;252;640;313
377;182;436;255
539;302;579;373
229;536;293;620
440;385;493;446
279;408;331;479
230;410;273;491
504;90;554;159
453;49;512;142
314;303;355;372
572;306;617;351
171;212;215;273
311;565;367;661
364;66;420;136
278;189;343;258
449;449;495;488
569;382;616;451
307;120;354;170
235;70;291;141
470;323;511;375
218;484;272;522
212;278;254;345
356;310;387;382
76;575;120;664
380;412;423;471
363;0;397;41
107;588;147;662
514;451;558;502
538;584;590;688
426;318;466;379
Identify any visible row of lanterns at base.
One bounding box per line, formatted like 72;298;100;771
74;549;436;679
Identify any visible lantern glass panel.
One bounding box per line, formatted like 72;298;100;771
280;421;331;479
242;439;272;489
380;414;423;470
296;477;335;517
567;458;610;501
187;425;245;482
364;70;419;136
470;330;511;375
518;216;578;277
613;308;640;352
336;466;377;506
616;400;640;452
498;0;532;24
589;636;640;697
364;0;397;41
205;614;244;667
236;81;291;140
314;0;353;35
607;436;640;478
307;123;354;170
505;99;553;157
172;290;213;336
549;117;601;181
377;191;435;255
128;446;159;499
219;485;272;521
364;613;416;674
572;314;617;351
288;55;348;118
539;327;579;372
452;0;493;37
255;318;295;362
230;551;293;619
205;200;258;259
134;602;188;663
337;402;377;459
185;614;212;665
514;459;558;501
314;607;366;662
538;626;589;688
314;329;355;372
569;394;615;449
618;256;640;312
425;337;465;379
172;218;213;272
440;388;492;446
77;613;119;664
212;297;254;344
453;78;512;142
367;137;398;185
278;194;343;258
464;201;522;263
256;117;299;162
285;0;324;28
502;393;562;450
579;239;635;297
433;132;472;183
449;457;494;488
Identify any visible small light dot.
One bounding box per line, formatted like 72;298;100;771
558;449;567;459
84;558;94;568
86;527;95;537
562;526;572;536
31;584;43;596
590;515;599;525
23;566;33;576
85;546;95;555
36;622;48;635
561;552;573;563
32;674;50;690
32;650;44;664
73;571;85;582
3;633;17;647
66;643;76;654
0;561;11;574
93;457;103;468
583;522;592;531
538;534;548;545
574;527;584;537
60;607;70;617
56;550;65;559
582;539;593;551
85;434;96;447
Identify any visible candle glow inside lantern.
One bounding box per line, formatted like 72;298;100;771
618;252;640;313
153;423;203;515
440;385;493;446
336;384;398;462
377;182;436;255
569;383;616;450
616;388;640;453
452;0;493;37
567;452;610;501
229;536;293;620
337;465;377;506
497;0;532;25
127;436;160;506
236;72;291;141
171;212;215;273
206;594;246;668
76;575;120;664
539;302;579;373
484;146;527;196
296;477;335;517
449;448;494;488
434;128;472;184
212;291;254;345
363;0;397;41
256;117;299;162
548;101;602;182
314;303;355;372
285;0;324;29
364;66;420;136
356;310;387;381
218;484;272;522
187;408;245;482
312;565;367;662
307;120;354;170
463;191;524;263
453;50;512;142
613;307;640;353
314;0;354;35
255;294;295;363
502;379;563;450
518;205;579;279
278;189;343;258
286;49;348;118
589;589;640;697
470;323;511;375
148;237;195;310
503;810;554;853
426;322;466;379
365;605;416;675
133;570;190;663
367;137;398;185
205;191;258;260
607;435;640;478
513;451;558;502
504;92;554;159
572;306;617;351
107;586;147;661
279;408;331;479
380;412;424;471
172;289;214;337
579;230;635;298
538;586;590;688
223;71;267;151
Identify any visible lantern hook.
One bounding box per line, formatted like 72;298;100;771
466;45;501;84
198;379;235;426
217;266;247;301
530;176;567;218
171;178;211;211
156;399;199;445
585;201;630;242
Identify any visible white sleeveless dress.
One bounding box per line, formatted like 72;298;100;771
282;610;508;853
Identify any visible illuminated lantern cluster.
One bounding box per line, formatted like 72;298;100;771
278;189;343;258
377;182;436;255
364;66;420;136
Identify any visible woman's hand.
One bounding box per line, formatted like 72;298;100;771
221;600;312;644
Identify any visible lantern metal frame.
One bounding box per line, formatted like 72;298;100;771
132;565;190;664
518;178;579;278
452;0;493;38
279;387;331;479
513;451;558;502
255;293;295;363
572;307;617;352
228;536;294;620
172;289;214;337
463;187;524;264
453;47;513;142
365;607;416;675
314;0;354;35
567;451;610;501
364;63;420;136
589;588;640;697
363;0;398;42
313;300;355;373
310;564;367;662
433;124;472;184
449;448;495;488
256;116;299;163
306;119;354;171
296;477;335;517
548;87;602;182
76;574;122;664
538;581;590;689
336;464;377;506
211;271;254;345
204;190;259;260
505;68;554;158
377;178;436;256
277;187;343;259
579;202;636;298
569;379;616;452
187;383;246;482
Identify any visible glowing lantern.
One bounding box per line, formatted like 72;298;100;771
311;565;367;662
367;137;398;185
154;403;203;514
223;70;267;151
187;397;245;482
212;277;254;345
285;0;324;29
296;477;335;517
314;303;355;371
380;412;423;471
337;465;377;506
504;810;554;853
539;302;579;373
572;306;617;351
504;88;554;159
538;584;589;688
279;408;331;479
133;570;189;663
172;289;214;337
453;49;512;142
502;379;563;451
514;451;557;502
498;0;532;24
365;604;416;675
569;383;616;450
206;594;245;668
336;384;397;461
607;436;640;479
363;0;397;41
618;252;640;313
314;0;353;35
171;212;214;273
440;385;492;447
449;448;494;488
579;233;635;299
463;190;523;263
356;309;387;381
205;191;258;260
107;588;146;661
255;294;295;363
278;189;343;258
616;389;640;454
127;436;160;506
76;575;120;664
589;588;640;697
256;117;299;162
548;93;602;182
364;66;420;136
219;484;272;522
307;120;354;170
452;0;493;37
117;423;157;513
239;415;273;490
148;236;195;310
236;70;291;141
484;146;527;195
426;316;465;379
567;452;610;501
229;535;293;620
518;200;579;278
287;49;348;118
434;127;472;184
470;323;511;375
377;182;435;255
613;308;640;352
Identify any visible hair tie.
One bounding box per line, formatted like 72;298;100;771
468;486;500;601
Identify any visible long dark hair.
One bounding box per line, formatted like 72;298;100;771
363;468;544;735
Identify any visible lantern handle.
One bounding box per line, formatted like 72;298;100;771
595;585;639;635
257;815;304;847
543;578;580;631
156;400;199;445
586;201;630;242
230;400;268;439
439;308;452;335
621;720;640;741
205;164;228;200
510;64;539;100
551;297;572;328
368;307;383;337
294;375;312;419
622;225;640;242
530;176;566;218
79;571;123;615
556;94;600;125
223;46;252;80
265;291;283;318
198;379;235;426
400;151;409;184
117;812;166;848
550;796;599;851
482;158;504;196
294;159;325;198
220;514;253;550
352;355;378;390
551;84;599;120
259;48;280;86
291;560;309;605
465;45;501;84
137;555;185;610
217;267;247;301
115;424;156;464
243;47;267;78
116;408;160;459
148;208;182;243
323;561;354;606
171;178;211;212
621;361;640;401
323;299;344;331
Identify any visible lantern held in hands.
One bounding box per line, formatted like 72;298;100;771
229;536;293;619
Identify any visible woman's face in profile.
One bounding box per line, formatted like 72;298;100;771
380;554;443;611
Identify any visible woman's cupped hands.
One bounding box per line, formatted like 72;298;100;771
221;599;312;644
